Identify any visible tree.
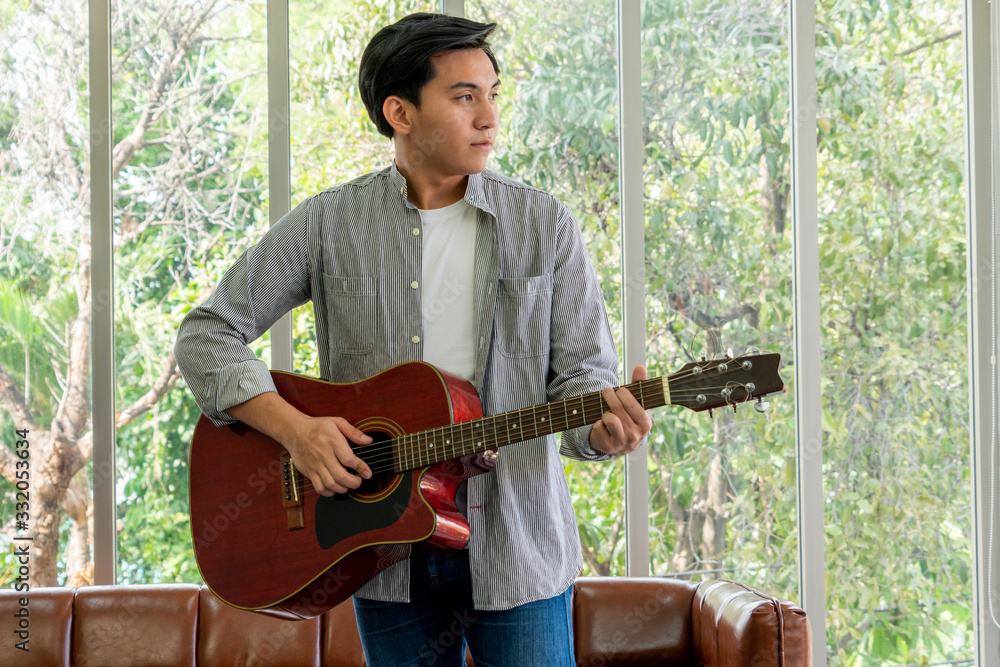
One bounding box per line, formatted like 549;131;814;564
0;0;268;586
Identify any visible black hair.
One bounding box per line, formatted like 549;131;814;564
359;13;500;138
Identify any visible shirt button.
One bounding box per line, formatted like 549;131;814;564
412;335;421;344
410;281;419;289
400;186;406;197
412;228;420;236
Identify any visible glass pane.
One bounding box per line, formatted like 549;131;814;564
0;0;94;587
289;1;437;373
641;0;796;599
816;0;971;663
465;0;624;575
113;0;269;583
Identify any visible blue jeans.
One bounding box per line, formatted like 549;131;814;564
353;551;575;667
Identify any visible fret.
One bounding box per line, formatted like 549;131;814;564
473;419;485;453
423;429;433;467
508;410;520;445
488;413;501;450
527;405;540;440
427;426;440;466
519;406;533;441
460;420;472;458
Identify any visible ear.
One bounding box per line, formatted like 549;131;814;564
383;95;413;136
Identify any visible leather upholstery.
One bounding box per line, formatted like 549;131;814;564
198;585;322;667
573;577;697;666
6;587;73;666
693;580;811;667
0;578;809;666
72;584;200;667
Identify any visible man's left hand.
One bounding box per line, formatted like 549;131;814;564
589;365;653;456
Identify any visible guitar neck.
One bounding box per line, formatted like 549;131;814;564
392;377;670;472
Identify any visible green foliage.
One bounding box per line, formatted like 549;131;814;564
473;0;971;664
0;0;975;663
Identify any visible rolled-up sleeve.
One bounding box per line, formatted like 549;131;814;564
174;203;312;426
547;205;620;461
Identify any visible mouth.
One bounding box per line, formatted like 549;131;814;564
472;141;493;151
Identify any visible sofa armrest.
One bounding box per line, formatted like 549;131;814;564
693;579;811;667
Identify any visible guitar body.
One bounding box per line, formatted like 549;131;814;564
189;361;488;619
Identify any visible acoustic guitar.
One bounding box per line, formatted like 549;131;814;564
188;352;783;619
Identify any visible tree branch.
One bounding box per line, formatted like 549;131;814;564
0;363;35;431
116;348;182;429
111;0;220;179
895;30;961;58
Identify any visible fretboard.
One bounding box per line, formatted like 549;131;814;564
392;377;670;472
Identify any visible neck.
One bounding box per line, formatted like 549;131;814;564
394;154;468;210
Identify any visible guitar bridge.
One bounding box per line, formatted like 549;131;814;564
280;452;305;531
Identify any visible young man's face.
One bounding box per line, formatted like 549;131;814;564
403;48;500;178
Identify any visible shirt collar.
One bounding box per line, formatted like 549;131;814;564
388;162;496;217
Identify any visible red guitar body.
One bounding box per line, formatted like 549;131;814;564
188;362;489;620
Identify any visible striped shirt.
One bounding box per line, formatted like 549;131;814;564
174;162;620;611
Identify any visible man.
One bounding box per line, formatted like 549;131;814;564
175;12;651;666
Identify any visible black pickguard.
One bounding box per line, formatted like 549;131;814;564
314;473;416;549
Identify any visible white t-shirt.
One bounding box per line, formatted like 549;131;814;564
418;198;478;382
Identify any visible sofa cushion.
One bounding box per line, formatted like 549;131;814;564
199;585;322;667
692;580;812;667
0;586;73;666
572;577;698;666
72;584;200;667
322;598;368;667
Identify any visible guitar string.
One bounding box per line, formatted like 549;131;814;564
290;370;767;495
286;360;772;493
288;375;753;480
292;379;763;493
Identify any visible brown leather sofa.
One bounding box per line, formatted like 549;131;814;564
1;577;810;666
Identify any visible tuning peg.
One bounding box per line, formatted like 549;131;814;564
708;408;714;419
754;398;770;417
725;347;735;360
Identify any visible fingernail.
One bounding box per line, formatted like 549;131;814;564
363;469;372;479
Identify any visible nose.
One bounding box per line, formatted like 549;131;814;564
476;97;498;131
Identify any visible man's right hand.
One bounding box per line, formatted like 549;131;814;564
226;392;373;497
285;415;373;496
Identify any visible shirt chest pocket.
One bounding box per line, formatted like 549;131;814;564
497;274;553;359
323;274;377;355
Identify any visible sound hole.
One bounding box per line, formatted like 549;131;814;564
353;430;395;496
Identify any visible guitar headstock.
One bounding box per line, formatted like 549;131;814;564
667;352;784;413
